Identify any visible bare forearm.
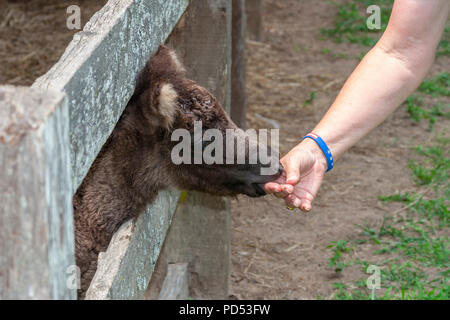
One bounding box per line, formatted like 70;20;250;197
312;0;449;160
313;44;428;159
266;0;449;211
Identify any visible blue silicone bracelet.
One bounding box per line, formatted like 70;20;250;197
302;133;334;172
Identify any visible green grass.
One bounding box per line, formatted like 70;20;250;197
437;26;450;57
321;1;449;57
405;96;450;132
404;73;450;131
323;0;450;300
320;47;351;59
321;0;393;47
327;137;449;299
302;91;317;107
327;240;352;272
418;73;450;97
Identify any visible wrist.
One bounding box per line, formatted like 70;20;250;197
300;138;328;171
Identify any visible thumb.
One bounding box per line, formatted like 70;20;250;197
284;153;302;185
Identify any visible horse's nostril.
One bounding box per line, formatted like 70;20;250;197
252;183;267;196
278;162;284;175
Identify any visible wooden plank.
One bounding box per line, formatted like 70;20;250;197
246;0;263;41
85;190;180;300
149;0;232;300
0;86;75;299
32;0;189;192
158;263;189;300
68;0;232;300
157;192;231;299
231;0;247;129
0;0;233;301
166;0;232;113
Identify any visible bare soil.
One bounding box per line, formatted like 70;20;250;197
0;0;106;86
230;0;449;299
1;0;447;300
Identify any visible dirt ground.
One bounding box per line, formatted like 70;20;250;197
1;0;448;300
0;0;106;86
230;0;449;299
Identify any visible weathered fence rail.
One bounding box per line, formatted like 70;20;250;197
0;0;251;300
0;86;73;299
33;0;189;192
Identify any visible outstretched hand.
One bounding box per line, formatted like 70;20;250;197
264;139;327;212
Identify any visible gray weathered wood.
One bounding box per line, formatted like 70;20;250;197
32;0;189;192
246;0;263;41
0;86;75;299
167;0;232;113
88;0;233;298
157;192;231;299
85;190;180;300
231;0;247;129
150;0;232;300
0;0;235;300
158;263;189;300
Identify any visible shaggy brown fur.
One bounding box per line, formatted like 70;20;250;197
73;45;281;298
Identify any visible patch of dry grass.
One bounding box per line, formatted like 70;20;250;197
0;0;106;85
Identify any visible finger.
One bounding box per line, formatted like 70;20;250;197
285;194;301;209
264;182;282;193
281;184;294;194
292;166;325;211
273;184;294;198
299;200;312;212
283;154;302;185
265;182;294;198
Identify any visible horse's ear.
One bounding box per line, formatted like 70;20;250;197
156;82;178;128
163;45;186;74
131;45;185;107
149;45;186;76
134;80;179;131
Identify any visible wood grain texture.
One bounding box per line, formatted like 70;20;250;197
231;0;247;129
166;0;232;113
0;0;234;300
1;0;189;300
85;190;180;300
32;0;189;192
159;191;231;299
0;86;75;299
158;263;189;300
148;0;232;300
246;0;263;41
92;0;233;300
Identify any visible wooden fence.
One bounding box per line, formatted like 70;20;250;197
0;0;260;300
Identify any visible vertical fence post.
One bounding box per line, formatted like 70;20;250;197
231;0;247;129
0;86;75;300
148;0;233;299
246;0;263;42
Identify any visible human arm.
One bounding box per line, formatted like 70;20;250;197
265;0;450;211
